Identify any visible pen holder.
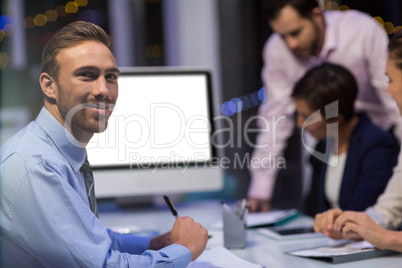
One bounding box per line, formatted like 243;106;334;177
222;207;247;248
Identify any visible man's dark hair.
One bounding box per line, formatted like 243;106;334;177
41;21;111;82
292;63;357;122
388;29;402;70
262;0;319;20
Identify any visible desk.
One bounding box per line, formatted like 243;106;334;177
99;199;402;267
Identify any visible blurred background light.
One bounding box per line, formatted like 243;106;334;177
220;88;266;116
241;96;251;110
257;87;266;103
384;21;395;34
227;101;237;115
220;102;230;116
0;15;12;30
56;5;67;17
3;24;14;36
250;93;259;106
373;16;384;26
45;10;58;22
230;98;243;113
34;14;47;27
146;44;163;59
65;2;79;14
0;30;5;42
75;0;88;7
0;52;9;69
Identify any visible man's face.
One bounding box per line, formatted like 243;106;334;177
269;5;322;59
54;40;120;137
386;57;402;115
295;99;327;139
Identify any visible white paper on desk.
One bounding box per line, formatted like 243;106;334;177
188;246;264;268
289;241;376;257
209;209;297;229
246;209;298;228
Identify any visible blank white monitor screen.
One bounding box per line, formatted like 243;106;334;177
87;69;223;198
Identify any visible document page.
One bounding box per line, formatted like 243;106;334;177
188;246;264;268
246;209;298;228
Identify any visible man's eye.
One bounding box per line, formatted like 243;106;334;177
106;74;118;80
79;72;92;77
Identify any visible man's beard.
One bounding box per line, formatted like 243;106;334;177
57;87;114;135
309;21;321;56
295;21;321;59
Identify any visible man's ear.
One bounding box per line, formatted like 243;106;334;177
40;73;57;100
311;7;324;22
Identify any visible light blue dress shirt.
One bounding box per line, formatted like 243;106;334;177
0;107;191;267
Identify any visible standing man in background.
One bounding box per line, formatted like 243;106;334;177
248;0;402;212
0;21;208;267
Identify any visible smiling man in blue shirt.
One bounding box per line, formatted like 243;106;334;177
0;21;208;267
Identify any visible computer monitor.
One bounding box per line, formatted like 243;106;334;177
87;67;223;198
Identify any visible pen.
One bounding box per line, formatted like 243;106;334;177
163;194;179;219
163;194;212;239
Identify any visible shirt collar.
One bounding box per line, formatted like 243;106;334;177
36;107;86;173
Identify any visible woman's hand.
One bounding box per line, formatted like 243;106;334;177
334;211;387;248
313;208;344;239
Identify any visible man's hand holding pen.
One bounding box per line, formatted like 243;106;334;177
163;194;208;261
171;217;208;260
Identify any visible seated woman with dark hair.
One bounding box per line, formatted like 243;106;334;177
314;30;402;251
292;63;399;218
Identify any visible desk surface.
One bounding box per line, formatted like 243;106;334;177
99;199;402;267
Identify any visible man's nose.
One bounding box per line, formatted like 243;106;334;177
93;77;109;100
286;36;299;50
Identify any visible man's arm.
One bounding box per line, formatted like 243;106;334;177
248;35;300;209
107;229;152;254
1;155;205;267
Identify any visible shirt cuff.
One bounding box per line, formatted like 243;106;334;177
158;244;192;266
